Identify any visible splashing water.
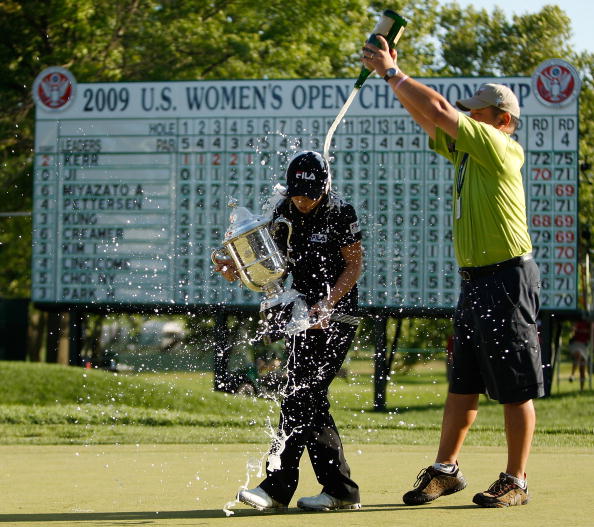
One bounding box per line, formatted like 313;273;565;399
223;330;302;514
223;455;264;516
264;416;303;472
261;183;288;218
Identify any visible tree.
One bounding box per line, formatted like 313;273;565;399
435;3;574;76
0;0;373;297
0;0;591;344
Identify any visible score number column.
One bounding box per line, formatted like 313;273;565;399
175;118;227;305
526;114;579;309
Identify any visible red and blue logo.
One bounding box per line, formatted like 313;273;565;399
32;67;77;112
532;59;581;107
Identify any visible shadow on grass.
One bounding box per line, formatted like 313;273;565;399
0;503;478;522
0;509;276;523
349;388;594;416
340;402;447;414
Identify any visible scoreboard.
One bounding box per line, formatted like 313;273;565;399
31;60;581;312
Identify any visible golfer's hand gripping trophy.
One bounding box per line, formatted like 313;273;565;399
211;198;310;344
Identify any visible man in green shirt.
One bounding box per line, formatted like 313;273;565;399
362;37;544;508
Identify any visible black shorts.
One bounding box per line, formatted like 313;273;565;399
450;258;545;404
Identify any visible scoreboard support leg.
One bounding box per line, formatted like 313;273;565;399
213;310;232;392
68;310;84;366
540;312;562;396
46;312;70;365
373;316;403;412
373;315;389;411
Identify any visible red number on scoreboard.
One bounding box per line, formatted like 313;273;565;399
554;184;575;196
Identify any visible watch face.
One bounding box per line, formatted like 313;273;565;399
385;68;396;79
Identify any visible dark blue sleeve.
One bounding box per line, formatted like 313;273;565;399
334;204;362;248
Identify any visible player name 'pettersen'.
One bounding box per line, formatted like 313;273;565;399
63;198;143;210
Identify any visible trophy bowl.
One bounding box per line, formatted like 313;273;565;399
212;199;310;342
211;198;288;295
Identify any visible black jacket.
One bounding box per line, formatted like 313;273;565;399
271;192;361;315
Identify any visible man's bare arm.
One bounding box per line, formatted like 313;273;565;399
362;36;459;139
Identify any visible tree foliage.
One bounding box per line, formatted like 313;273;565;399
436;4;574;76
0;1;592;335
0;0;372;297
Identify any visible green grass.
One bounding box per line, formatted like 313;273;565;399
3;444;593;527
0;360;592;446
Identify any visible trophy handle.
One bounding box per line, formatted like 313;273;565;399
270;216;294;260
210;246;230;266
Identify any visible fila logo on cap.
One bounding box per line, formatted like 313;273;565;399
295;171;316;180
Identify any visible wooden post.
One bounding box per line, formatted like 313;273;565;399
373;315;389;411
27;308;46;362
69;310;84;366
47;312;71;365
540;312;554;396
213;310;231;391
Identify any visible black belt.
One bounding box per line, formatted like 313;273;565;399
458;253;533;281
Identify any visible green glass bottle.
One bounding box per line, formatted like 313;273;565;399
355;9;408;89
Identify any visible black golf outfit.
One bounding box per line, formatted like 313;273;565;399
258;192;361;506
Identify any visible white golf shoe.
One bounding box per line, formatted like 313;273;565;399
297;492;361;511
237;486;286;511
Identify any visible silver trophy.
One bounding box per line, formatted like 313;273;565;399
211;198;310;341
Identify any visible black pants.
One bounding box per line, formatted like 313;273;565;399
259;322;359;505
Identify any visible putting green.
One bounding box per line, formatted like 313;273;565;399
1;444;592;526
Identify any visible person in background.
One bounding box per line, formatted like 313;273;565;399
362;37;544;508
568;319;591;391
214;151;363;512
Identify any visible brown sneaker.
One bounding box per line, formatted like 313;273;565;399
403;465;467;505
472;473;529;508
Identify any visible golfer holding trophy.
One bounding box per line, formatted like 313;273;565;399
213;151;364;511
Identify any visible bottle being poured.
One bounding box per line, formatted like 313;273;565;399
355;10;407;89
323;9;408;165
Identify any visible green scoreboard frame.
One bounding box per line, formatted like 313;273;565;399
31;60;581;313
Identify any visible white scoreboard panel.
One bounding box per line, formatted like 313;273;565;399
32;68;580;311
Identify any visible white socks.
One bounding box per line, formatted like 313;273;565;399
432;463;527;489
433;462;457;473
504;472;527;489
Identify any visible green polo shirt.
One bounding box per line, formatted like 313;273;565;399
430;112;532;267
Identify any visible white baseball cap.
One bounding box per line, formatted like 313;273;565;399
456;83;521;119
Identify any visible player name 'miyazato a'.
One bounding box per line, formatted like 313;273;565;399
63;184;143;196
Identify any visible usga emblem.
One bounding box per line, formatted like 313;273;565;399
32;66;77;112
532;59;581;108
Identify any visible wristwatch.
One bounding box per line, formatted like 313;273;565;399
383;67;399;82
